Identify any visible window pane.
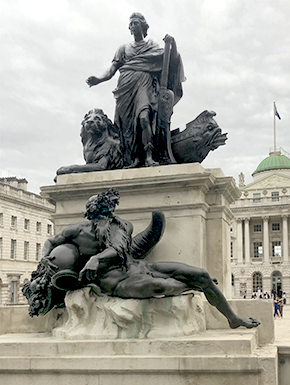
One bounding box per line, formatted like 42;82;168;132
36;243;41;261
272;241;281;257
10;281;17;304
272;223;280;231
253;242;263;257
11;216;17;227
10;239;16;259
24;219;30;230
271;191;279;201
36;222;41;233
253;224;262;232
253;193;261;203
24;241;29;260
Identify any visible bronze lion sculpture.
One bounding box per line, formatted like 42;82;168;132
56;109;123;176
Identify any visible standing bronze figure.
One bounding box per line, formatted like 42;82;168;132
86;12;185;168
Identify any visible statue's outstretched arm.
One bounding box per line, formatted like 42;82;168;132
86;62;120;87
131;209;165;259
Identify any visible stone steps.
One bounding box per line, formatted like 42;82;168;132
0;329;257;357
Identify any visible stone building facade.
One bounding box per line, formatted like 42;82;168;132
0;177;55;305
230;149;290;300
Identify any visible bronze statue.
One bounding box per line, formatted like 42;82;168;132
56;109;123;175
86;12;185;168
171;110;227;163
55;13;228;177
23;188;260;330
56;109;227;177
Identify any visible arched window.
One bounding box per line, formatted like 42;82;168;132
252;272;263;293
272;271;282;296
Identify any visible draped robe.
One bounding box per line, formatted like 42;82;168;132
112;38;185;167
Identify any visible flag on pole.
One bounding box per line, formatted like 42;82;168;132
274;102;281;120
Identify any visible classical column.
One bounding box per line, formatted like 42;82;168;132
263;216;269;264
236;218;243;264
282;215;289;263
244;218;250;264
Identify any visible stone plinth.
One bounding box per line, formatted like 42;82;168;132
0;297;278;384
0;330;278;385
53;287;206;340
41;164;240;296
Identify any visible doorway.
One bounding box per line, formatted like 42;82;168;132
272;271;282;296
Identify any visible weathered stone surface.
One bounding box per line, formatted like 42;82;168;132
0;331;278;385
53;287;206;339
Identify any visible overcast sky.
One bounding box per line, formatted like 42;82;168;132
1;0;289;194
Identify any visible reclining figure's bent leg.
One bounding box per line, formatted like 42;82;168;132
150;262;260;329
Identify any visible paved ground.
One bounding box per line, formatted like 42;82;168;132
274;304;290;343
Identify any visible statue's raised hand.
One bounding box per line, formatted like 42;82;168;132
163;34;175;45
86;76;102;87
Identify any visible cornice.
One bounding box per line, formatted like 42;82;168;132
231;204;290;215
0;193;55;213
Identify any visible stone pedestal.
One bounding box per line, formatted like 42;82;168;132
41;164;240;297
0;165;279;384
53;287;206;340
0;297;278;385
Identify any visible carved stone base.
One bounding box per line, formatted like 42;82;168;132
53;287;206;339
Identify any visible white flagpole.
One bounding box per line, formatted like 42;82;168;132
274;102;276;152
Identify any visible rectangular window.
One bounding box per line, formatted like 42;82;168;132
253;224;262;232
272;222;280;231
272;241;281;257
253;193;261;203
36;221;41;233
36;243;41;261
24;241;29;260
0;213;3;226
10;281;17;304
47;224;52;235
11;215;17;227
271;191;279;201
11;239;16;259
253;242;263;258
230;242;233;258
24;219;30;230
0;237;2;258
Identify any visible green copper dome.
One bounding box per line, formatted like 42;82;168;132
252;152;290;176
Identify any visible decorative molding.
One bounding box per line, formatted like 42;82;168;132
232;204;290;215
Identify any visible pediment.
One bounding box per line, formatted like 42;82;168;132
242;172;290;191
